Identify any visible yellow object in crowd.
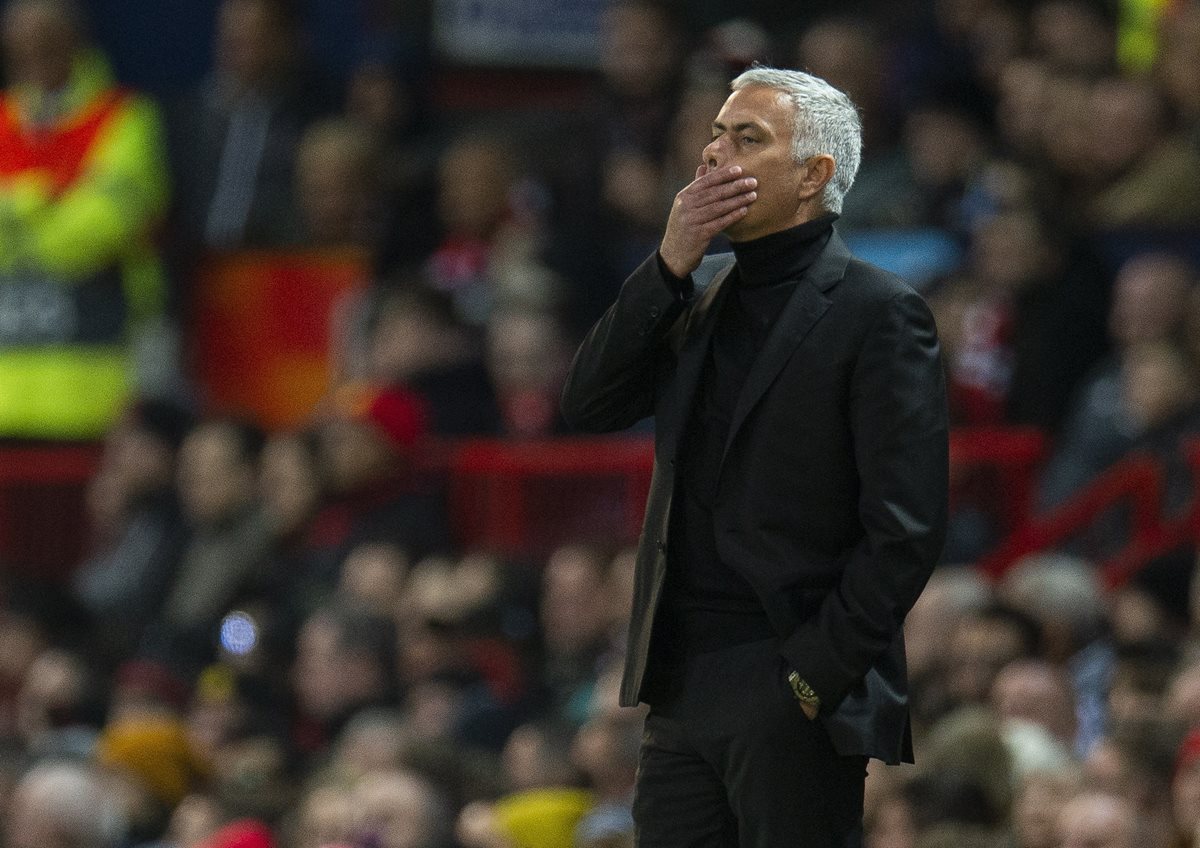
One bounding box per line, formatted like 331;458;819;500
0;49;169;438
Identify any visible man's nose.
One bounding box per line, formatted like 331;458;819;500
702;136;724;169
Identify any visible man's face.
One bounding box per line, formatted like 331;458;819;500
702;85;808;241
2;1;76;93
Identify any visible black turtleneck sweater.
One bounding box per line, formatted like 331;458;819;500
657;214;837;660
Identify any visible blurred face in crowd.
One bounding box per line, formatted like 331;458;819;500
291;614;386;720
177;423;257;527
1030;0;1116;74
1108;254;1192;349
1120;341;1198;433
1166;663;1200;726
1057;792;1136;848
947;613;1032;704
990;660;1076;746
971;209;1057;293
1039;75;1096;181
215;0;293;89
1088;78;1165;177
437;140;514;239
347;62;412;136
104;416;175;502
15;649;86;743
1174;757;1200;839
340;543;410;615
1013;770;1079;848
796;20;880;116
259;433;321;536
318;418;394;494
603;148;665;230
368;300;457;383
996;58;1052;157
703;85;832;241
1;0;78;93
600;2;678;99
502;724;576;790
295;120;378;247
352;769;441;848
904;107;985;190
541;545;611;657
294;786;356;848
487;310;573;437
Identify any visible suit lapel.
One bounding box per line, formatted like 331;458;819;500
719;231;853;470
658;261;736;461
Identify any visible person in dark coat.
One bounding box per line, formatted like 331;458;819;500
561;66;948;847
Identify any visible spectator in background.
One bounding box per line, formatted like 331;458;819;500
570;713;641;847
425;134;545;326
1039;253;1196;510
794;17;921;230
145;418;272;672
1057;791;1138;848
1084;75;1200;230
945;603;1042;707
0;0;173;439
289;603;398;757
350;767;451;848
998;553;1111;755
538;545;617;726
458;722;592;848
293;118;383;250
72;398;193;666
1029;0;1118;76
168;0;332;252
545;0;685;327
6;760;126;848
308;383;449;585
14;647;100;759
935;206;1110;432
354;282;500;436
1011;762;1080;848
485;305;574;438
989;660;1077;751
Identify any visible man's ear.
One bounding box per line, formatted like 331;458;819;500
798;154;836;203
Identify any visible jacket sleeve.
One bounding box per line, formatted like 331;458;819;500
560;252;691;433
780;288;949;709
4;94;169;281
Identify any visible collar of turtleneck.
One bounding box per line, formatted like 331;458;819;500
730;213;839;289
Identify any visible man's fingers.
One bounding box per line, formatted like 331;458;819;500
692;191;756;224
690;164;743;191
705;204;750;234
695;164;707;180
691;177;757;210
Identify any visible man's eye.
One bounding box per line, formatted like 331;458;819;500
741;137;757;144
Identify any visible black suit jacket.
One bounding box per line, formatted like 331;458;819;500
560;231;948;764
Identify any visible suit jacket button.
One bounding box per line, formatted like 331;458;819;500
649;306;661;318
656;538;666;552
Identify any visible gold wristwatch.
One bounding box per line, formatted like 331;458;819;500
787;670;821;711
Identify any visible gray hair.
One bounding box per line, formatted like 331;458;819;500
730;65;862;213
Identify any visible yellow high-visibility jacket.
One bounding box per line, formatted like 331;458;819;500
0;50;169;439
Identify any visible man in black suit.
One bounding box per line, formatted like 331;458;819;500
561;66;948;847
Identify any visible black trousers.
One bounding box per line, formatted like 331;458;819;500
633;637;867;848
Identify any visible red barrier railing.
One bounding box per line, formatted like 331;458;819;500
0;442;101;579
978;453;1165;582
0;430;1194;585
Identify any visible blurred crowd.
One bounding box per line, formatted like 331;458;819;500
4;0;1200;846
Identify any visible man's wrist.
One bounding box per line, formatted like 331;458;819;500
787;670;821;713
656;251;694;301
